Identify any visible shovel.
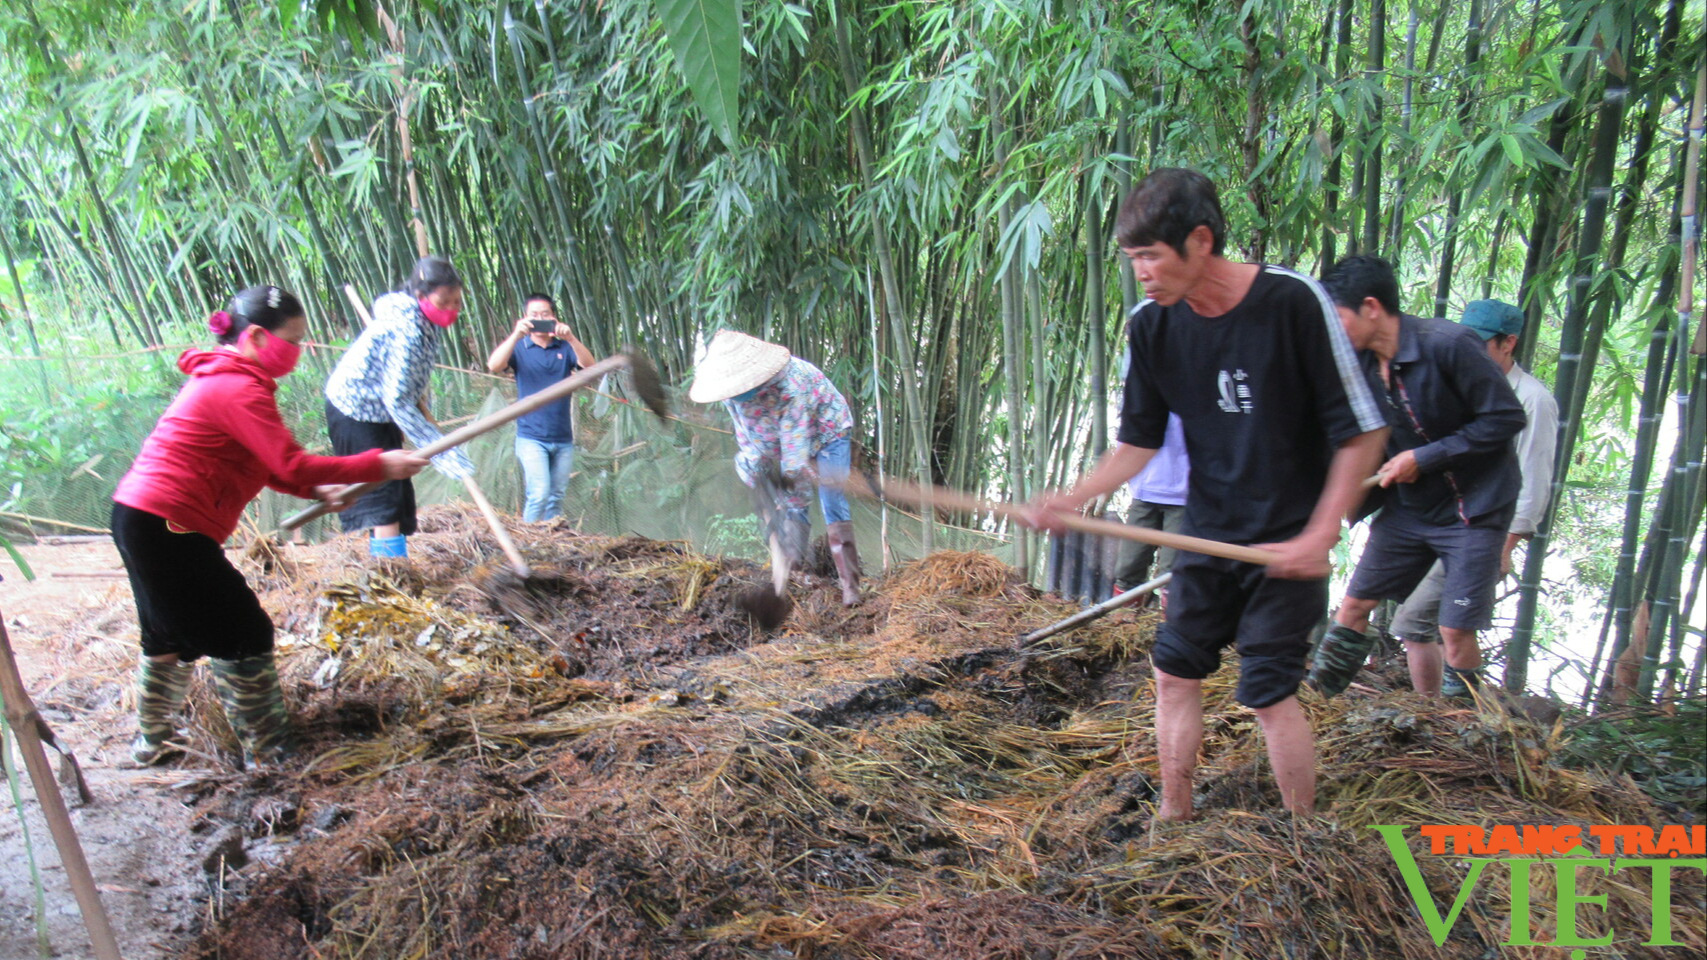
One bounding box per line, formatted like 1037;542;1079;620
282;348;668;531
1017;573;1172;651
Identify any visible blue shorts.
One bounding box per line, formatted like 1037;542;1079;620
1347;507;1505;631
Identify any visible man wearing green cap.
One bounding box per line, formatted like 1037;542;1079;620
1385;299;1558;695
1308;256;1528;700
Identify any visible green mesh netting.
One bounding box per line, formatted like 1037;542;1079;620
0;344;1019;571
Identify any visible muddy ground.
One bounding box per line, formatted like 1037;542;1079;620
2;513;1701;960
1;541;205;960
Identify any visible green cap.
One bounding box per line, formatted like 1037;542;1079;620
1459;299;1524;340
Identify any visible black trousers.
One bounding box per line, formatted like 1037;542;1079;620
325;400;417;535
111;502;273;662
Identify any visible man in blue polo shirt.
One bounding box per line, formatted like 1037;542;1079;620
486;293;595;521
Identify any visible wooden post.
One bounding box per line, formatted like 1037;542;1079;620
0;615;124;960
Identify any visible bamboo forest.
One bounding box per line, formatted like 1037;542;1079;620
0;1;1704;958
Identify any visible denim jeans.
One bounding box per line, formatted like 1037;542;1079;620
815;437;852;525
515;437;574;521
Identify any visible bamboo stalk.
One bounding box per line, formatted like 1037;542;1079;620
1082;151;1108;463
1512;19;1594;370
1385;0;1419;259
1506;33;1634;693
0;616;124;960
832;2;933;556
1321;0;1355;266
1360;0;1387;253
0;511;111;535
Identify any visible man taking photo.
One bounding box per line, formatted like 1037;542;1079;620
486;293;595;522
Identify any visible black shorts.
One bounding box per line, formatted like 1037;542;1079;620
110;502;274;663
325;400;416;535
1346;507;1505;631
1151;551;1327;708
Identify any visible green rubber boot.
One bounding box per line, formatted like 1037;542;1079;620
131;656;196;765
1308;624;1378;698
1441;664;1481;699
208;654;295;767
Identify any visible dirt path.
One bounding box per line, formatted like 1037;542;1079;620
2;541;203;960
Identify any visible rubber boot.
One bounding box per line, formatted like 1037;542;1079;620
369;534;408;558
1441;663;1481;699
131;656;195;765
1308;624;1377;698
208;654;295;767
827;521;863;607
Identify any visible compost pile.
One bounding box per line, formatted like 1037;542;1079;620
166;505;1701;960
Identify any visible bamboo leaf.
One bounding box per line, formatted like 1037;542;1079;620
121;94;152;169
656;0;742;149
1;538;32;582
1500;133;1524;166
1518;97;1569;126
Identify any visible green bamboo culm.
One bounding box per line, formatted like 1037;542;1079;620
1506;29;1635;693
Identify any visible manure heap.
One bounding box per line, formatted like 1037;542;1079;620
167;504;1703;960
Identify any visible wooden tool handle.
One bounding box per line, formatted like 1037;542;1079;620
281;353;632;530
850;476;1280;566
462;476;531;577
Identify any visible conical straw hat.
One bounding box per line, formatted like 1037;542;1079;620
688;329;791;403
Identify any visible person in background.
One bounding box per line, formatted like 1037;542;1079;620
322;256;476;557
688;329;864;606
1028;168;1388;821
485;293;595;521
112;286;426;767
1310;257;1527;700
1385;299;1558;695
1112;411;1188;607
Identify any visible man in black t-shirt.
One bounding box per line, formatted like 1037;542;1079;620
1308;256;1525;700
1030;168;1388;821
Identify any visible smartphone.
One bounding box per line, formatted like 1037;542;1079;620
530;318;555;334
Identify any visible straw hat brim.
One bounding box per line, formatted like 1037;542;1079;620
688;330;792;403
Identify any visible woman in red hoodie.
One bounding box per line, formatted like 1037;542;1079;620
112;285;427;767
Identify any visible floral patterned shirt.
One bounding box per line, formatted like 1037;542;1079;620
725;358;853;490
324;292;474;479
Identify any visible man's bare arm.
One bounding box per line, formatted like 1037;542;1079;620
1262;428;1388;579
1024;442;1158;530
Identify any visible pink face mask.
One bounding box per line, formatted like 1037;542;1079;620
245;327;302;379
418;298;459;328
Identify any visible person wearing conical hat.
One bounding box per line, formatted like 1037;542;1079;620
690;330;863;605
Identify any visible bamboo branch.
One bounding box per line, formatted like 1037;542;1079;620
0;616;123;960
